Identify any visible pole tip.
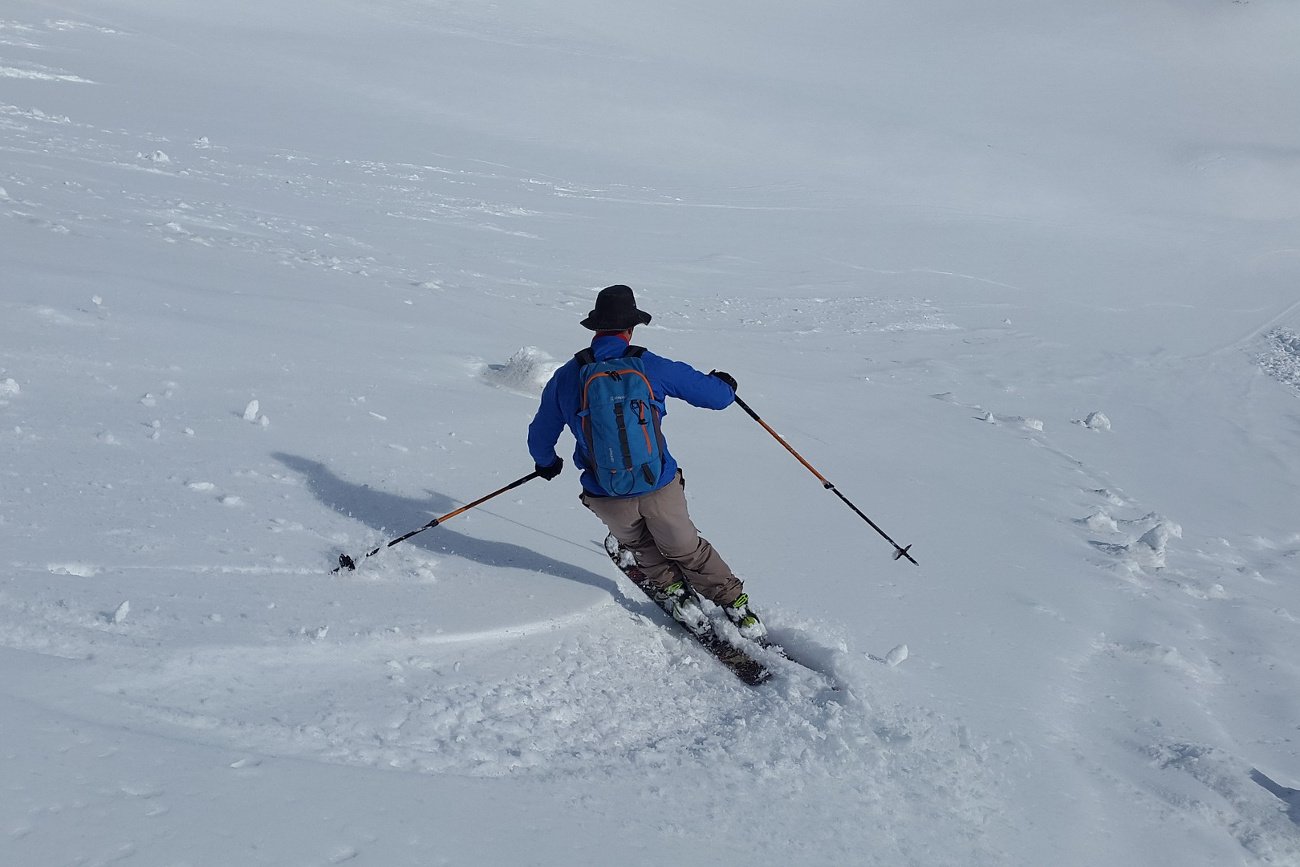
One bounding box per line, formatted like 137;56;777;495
338;553;356;571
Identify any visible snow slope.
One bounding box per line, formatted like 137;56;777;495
3;1;1299;864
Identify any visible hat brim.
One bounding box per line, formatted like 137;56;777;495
580;309;652;331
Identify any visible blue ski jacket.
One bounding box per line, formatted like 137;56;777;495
528;335;735;497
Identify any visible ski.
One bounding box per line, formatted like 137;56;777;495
602;535;773;686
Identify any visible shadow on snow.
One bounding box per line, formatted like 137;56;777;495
273;452;625;601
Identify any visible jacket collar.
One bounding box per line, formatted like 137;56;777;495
591;333;633;360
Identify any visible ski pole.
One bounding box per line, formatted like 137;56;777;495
732;394;917;565
333;470;542;572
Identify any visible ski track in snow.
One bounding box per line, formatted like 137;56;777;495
931;387;1300;862
5;588;1013;863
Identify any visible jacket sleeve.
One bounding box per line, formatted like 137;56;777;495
649;353;736;410
528;373;566;466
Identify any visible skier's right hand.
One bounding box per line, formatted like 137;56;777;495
535;457;564;481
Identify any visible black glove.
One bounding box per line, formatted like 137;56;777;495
709;370;738;392
535;457;563;481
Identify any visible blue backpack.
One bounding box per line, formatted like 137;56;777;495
575;346;666;496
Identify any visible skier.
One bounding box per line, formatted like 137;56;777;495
527;284;766;641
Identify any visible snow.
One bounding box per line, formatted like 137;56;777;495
2;0;1299;865
1079;410;1112;431
484;346;562;395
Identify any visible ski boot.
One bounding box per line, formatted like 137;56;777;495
724;593;767;643
653;580;709;637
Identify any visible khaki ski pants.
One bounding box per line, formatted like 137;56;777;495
581;471;743;606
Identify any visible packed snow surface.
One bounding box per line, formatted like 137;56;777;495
3;1;1299;865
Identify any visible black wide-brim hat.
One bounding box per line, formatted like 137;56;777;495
580;284;653;331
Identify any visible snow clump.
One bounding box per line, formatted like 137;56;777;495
1079;510;1121;533
884;643;909;666
1259;329;1300;393
1078;411;1112;431
242;399;268;425
1129;520;1183;568
485;346;562;394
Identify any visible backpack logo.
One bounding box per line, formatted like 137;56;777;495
576;347;665;496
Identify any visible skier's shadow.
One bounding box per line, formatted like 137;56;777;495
1251;769;1300;827
274;453;624;600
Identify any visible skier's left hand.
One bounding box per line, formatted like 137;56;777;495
709;370;737;392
